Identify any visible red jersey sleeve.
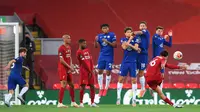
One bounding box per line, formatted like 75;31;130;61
165;63;180;69
58;46;65;59
76;50;81;63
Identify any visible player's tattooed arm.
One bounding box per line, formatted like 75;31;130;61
121;42;129;50
133;31;143;35
4;59;16;70
94;36;99;48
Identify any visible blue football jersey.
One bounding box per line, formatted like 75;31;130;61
120;37;139;63
152;34;172;58
136;29;150;54
10;56;23;75
97;32;116;61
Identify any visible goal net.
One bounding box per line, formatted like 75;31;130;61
0;22;20;105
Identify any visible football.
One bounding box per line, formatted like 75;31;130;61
173;51;183;60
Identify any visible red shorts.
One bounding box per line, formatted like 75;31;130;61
146;79;162;90
80;71;95;85
58;68;72;82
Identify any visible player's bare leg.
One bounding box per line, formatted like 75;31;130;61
57;80;68;108
154;86;183;108
68;81;79;108
131;78;137;107
103;70;111;96
17;83;29;105
79;84;86;107
89;84;99;107
138;70;146;98
160;80;164;91
4;90;14;107
116;76;124;105
97;69;104;97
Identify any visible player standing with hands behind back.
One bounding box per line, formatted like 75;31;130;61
76;39;98;107
94;24;117;96
57;34;79;108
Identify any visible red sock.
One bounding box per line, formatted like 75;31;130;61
80;88;85;103
59;87;65;103
69;87;75;102
90;88;95;104
164;97;174;106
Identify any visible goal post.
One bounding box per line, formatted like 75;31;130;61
0;22;20;105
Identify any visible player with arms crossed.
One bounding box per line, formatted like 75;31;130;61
152;26;172;58
94;24;117;96
76;39;99;107
116;27;140;107
133;21;150;97
152;26;173;91
57;34;79;108
4;48;29;107
145;50;186;108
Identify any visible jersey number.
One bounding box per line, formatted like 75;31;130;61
11;63;15;68
150;59;158;66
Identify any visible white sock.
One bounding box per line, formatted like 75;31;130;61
5;93;12;102
105;75;111;89
139;76;145;90
132;83;137;103
117;82;123;99
19;87;29;97
98;74;103;90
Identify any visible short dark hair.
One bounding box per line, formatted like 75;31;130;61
100;24;109;29
156;26;164;30
140;21;147;25
78;39;86;43
160;50;168;57
124;27;132;33
19;47;27;53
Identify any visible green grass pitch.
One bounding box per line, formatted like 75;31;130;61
0;105;200;112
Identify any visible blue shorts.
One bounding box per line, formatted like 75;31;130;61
97;60;113;71
119;62;137;78
8;74;26;90
137;54;148;71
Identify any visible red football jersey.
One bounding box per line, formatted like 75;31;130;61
146;56;180;81
58;45;71;70
76;48;93;73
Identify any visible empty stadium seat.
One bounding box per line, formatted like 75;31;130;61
0;85;7;90
123;84;131;89
137;84;141;89
109;83;117;89
173;83;185;89
186;83;198;89
163;83;173;88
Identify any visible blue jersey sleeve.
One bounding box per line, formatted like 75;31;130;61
97;34;101;44
163;36;172;47
120;38;125;45
15;57;23;63
142;30;148;36
135;37;140;44
111;33;117;42
153;36;164;46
